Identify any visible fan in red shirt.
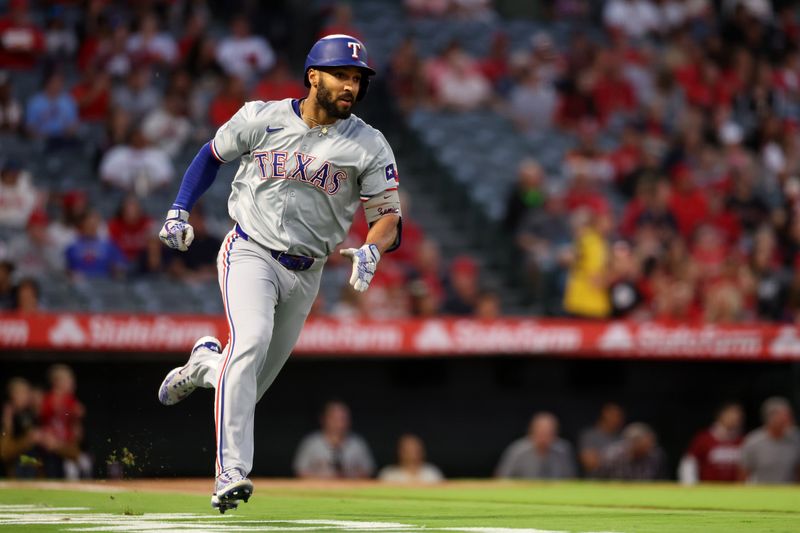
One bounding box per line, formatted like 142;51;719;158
209;75;246;127
39;364;86;477
679;403;744;483
0;0;45;70
108;195;154;262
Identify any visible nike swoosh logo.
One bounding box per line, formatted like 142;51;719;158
265;126;284;134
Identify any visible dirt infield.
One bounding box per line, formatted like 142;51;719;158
0;478;514;495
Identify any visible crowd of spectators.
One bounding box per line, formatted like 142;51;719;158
387;0;800;322
290;397;798;484
0;0;492;318
1;365;91;479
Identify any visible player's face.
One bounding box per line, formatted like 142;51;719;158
315;67;361;119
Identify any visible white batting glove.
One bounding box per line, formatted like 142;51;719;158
340;244;381;292
158;208;194;252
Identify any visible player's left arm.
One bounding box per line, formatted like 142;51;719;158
364;213;400;255
340;136;402;292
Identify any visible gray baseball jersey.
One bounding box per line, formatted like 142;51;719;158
211;98;400;257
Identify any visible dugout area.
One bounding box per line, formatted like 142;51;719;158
0;354;797;479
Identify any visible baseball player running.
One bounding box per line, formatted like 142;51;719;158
156;34;401;513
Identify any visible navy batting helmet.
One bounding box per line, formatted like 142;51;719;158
304;34;376;101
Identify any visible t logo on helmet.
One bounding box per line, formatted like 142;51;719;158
347;41;362;59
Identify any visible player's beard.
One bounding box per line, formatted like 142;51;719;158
316;78;354;120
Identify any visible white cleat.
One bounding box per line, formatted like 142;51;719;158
158;336;222;406
211;469;253;514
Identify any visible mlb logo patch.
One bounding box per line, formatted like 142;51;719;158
385;163;399;183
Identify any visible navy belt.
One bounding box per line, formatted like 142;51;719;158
234;224;315;271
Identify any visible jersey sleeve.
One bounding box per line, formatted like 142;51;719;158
358;132;400;200
210;101;261;163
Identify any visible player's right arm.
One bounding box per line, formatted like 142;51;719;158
159;103;260;251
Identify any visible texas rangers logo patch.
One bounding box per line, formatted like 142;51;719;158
385;163;399;183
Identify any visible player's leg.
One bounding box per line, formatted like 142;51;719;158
214;231;282;481
255;266;324;401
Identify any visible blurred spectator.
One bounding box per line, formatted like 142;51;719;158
216;16;275;83
442;255;480;315
597;423;667;480
425;42;492;111
112;66;161;120
496;412;576;479
504;159;546;234
378;433;444;483
474;291;502;318
508;67;557;132
165;206;220;283
127;12;178;66
608;242;643;317
387;37;427;114
293;401;375;479
517;193;572;313
740;397;800;484
0;377;41;478
603;0;659;40
49;190;95;260
12;277;39;313
563;208;612;318
99;126;175;196
679;403;744;484
107;196;154;263
71;65;111;122
407;239;445;312
0;0;45;70
0;71;23;131
39;364;90;479
591;49;637;125
137;235;171;278
88;23;133;79
480;32;511;94
319;3;362;40
358;262;412;320
66;210;127;280
7;210;64;280
25;70;80;146
0;159;38;229
0;261;14;309
252;60;306;102
579;402;625;476
43;8;77;61
209;75;247;128
142;89;192;157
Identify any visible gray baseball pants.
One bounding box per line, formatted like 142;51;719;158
188;227;323;477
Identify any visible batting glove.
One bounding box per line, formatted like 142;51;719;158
158;208;194;252
340;244;381;292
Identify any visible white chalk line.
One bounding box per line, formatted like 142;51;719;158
0;503;622;533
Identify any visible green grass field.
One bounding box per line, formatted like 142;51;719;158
0;481;798;533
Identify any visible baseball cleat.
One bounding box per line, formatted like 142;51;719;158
211;469;253;514
158;336;222;406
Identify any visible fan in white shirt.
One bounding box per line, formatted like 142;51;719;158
216;16;275;82
379;434;444;484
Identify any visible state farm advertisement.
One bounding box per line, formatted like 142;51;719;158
1;313;800;360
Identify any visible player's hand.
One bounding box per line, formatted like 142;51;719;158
158;208;194;252
340;244;381;292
